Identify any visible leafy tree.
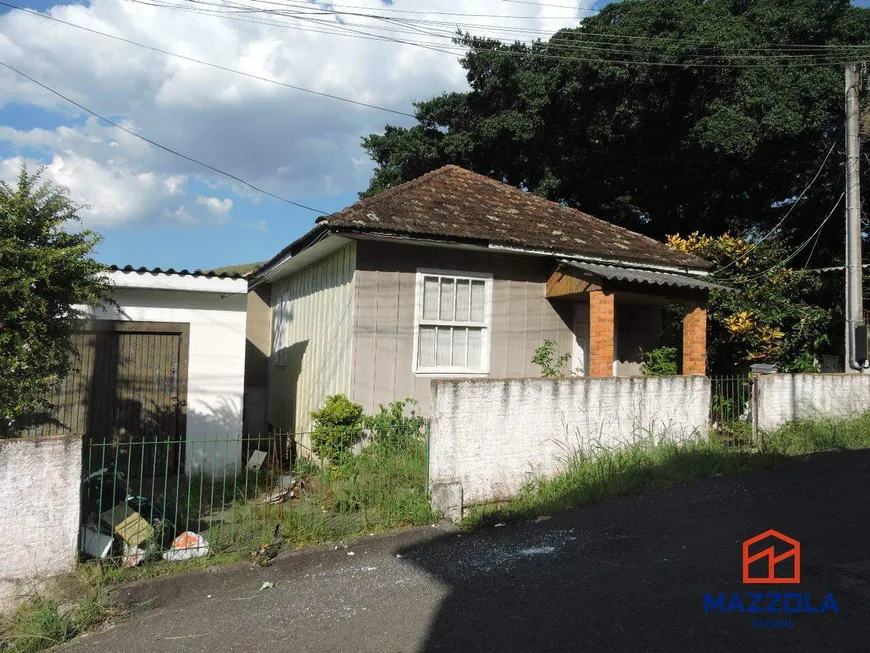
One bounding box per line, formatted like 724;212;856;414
362;0;870;263
0;166;112;437
667;232;830;373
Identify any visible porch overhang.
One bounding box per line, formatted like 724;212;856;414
546;260;727;300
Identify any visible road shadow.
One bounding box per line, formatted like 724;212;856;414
399;449;870;652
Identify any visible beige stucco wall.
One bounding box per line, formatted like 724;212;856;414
244;284;271;436
352;240;574;415
267;242;356;435
614;303;662;376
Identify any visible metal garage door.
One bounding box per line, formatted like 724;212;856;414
21;320;189;475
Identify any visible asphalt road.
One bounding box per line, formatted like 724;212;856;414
64;449;870;653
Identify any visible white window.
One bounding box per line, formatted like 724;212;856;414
413;270;492;374
272;294;289;366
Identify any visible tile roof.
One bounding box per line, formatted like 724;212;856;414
108;265;247;280
317;165;710;270
560;261;730;293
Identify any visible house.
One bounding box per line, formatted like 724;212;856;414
24;266;249;476
252;165;721;435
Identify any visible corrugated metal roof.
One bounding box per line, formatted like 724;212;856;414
560;260;730;292
109;265;247;280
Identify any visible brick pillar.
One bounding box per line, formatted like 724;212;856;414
589;290;615;377
682;301;707;376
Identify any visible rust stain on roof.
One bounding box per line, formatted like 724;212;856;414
317;166;709;270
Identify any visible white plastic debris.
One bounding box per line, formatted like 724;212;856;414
347;551;355;556
162;531;210;562
79;526;113;559
494;523;506;528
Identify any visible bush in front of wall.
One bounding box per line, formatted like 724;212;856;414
532;340;571;377
364;399;427;448
310;394;365;464
640;346;678;376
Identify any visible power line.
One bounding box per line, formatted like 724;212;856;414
158;0;870;55
101;0;870;67
501;0;601;11
0;1;417;117
0;61;327;214
711;140;839;276
0;5;845;168
735;193;844;281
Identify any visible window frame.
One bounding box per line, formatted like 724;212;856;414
412;268;493;376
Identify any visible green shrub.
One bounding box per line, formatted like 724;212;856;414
532;340;571;377
364;399;427;448
310;394;365;463
640;346;678;376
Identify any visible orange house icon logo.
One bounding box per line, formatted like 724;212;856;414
742;529;800;584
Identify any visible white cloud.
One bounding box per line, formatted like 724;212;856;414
0;0;594;228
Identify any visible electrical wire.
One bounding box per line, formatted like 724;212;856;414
735;193;844;281
711;139;839;276
0;1;417;117
97;0;870;67
0;61;328;214
501;0;601;11
0;4;842;169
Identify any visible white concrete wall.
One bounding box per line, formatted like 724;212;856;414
87;286;247;476
430;376;710;505
756;374;870;431
0;436;81;614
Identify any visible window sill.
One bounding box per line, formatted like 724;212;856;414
413;370;490;378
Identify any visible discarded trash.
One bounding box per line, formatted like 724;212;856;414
494;523;506;528
247;450;268;471
347;551;355;556
262;489;291;505
122;543;146;567
251;524;283;566
102;505;154;547
79;526;113;559
162;532;210;562
260;581;276;591
278;474;296;488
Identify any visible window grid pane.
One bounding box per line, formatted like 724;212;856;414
436;326;452;366
455;280;470;321
439;278;455;321
418;326;436;367
470;280;485;323
423;277;439;320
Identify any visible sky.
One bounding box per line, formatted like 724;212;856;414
0;0;605;271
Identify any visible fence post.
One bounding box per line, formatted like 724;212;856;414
751;373;760;448
424;419;430;497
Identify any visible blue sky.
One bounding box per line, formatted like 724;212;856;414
0;0;864;270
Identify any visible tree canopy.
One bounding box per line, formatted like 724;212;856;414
362;0;870;264
0;167;112;436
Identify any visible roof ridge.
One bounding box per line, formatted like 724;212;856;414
319;165;457;225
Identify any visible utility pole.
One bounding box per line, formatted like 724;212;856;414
845;63;864;372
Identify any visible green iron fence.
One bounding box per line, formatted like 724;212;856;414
80;424;433;566
709;375;754;445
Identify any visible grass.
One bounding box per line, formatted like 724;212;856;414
0;581;117;653
462;413;870;529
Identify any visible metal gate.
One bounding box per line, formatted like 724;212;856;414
21;320;189;475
